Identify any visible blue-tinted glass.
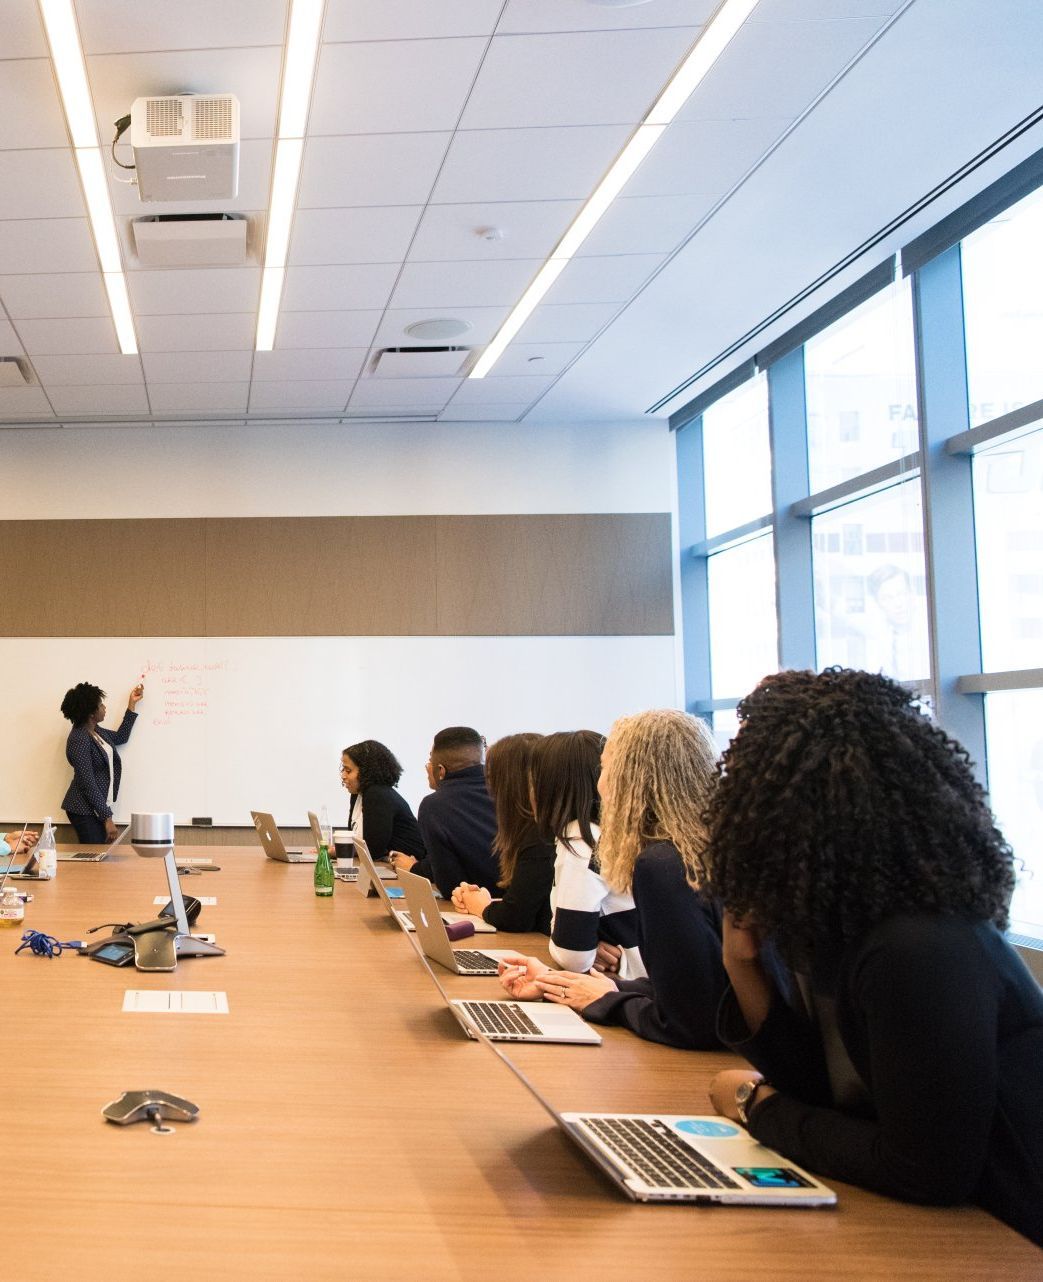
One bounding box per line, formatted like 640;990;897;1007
701;374;771;538
805;279;919;493
984;689;1043;940
962;185;1043;428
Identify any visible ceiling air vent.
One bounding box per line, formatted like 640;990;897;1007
0;358;29;387
371;347;471;378
131;213;248;267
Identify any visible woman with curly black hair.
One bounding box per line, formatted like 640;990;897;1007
704;668;1043;1248
340;739;426;867
60;679;144;843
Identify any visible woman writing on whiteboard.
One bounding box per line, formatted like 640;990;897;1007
60;681;144;843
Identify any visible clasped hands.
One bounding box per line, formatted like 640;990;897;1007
496;953;617;1012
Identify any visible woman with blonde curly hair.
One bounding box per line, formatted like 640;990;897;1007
499;709;728;1049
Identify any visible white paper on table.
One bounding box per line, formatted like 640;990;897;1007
153;895;217;906
122;990;229;1014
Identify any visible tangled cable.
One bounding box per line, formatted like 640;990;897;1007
15;930;81;958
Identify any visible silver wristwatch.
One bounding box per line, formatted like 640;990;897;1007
735;1078;765;1126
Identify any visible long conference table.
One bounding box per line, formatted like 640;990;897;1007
0;847;1037;1281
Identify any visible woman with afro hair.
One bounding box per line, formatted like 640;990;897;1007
340;739;426;868
705;667;1043;1248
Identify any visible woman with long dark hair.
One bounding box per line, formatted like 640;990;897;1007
340;739;425;866
451;733;554;933
704;668;1043;1247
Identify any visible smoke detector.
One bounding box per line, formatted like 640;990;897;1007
130;94;240;202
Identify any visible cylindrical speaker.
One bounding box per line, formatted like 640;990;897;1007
130;812;175;858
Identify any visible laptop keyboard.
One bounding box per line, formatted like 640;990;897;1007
462;1001;542;1037
582;1118;740;1190
453;950;498;972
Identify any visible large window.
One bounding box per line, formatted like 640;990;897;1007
804;279;919;493
812;481;930;682
962;185;1043;427
676;162;1043;951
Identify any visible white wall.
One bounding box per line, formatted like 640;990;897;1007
0;417;674;517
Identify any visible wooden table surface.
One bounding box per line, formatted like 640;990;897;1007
0;849;1037;1281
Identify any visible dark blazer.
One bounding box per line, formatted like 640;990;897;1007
348;784;425;864
582;841;727;1049
720;914;1043;1248
416;763;498;897
61;710;138;819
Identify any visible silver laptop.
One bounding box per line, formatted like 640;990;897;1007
402;912;600;1045
354;840;496;934
0;823;33;882
474;1021;835;1205
397;868;515;975
57;824;129;862
250;811;317;863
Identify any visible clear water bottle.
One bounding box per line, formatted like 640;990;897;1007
0;885;24;929
319;805;333;851
35;818;57;880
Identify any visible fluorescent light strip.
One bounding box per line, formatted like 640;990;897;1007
39;0;137;354
256;0;325;351
38;0;97;147
470;0;759;378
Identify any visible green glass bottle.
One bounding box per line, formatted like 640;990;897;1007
314;842;334;897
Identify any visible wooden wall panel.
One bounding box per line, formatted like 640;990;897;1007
433;513;674;635
0;519;206;636
1;514;673;637
203;517;437;636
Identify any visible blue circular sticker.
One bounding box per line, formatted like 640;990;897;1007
674;1119;739;1138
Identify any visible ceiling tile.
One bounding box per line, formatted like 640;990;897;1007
32;353;143;386
128;268;261;315
310;38;487;135
87;46;283;143
449;375;556;405
1;3;48;57
515;302;618;344
0;273;109;320
0;320;25;355
408;200;580;262
390;259;541;309
0;387;53;419
298;133;452;208
0;151;84;220
323;0;504;41
460;28;698;129
137;313;257;352
753;1;899;18
498;0;717;33
679;16;887;121
77;0;288;53
288;206;422;265
0;60;69;149
147;382;250;413
109;139;273;218
486;342;584;378
274;311;382;349
544;254;664;305
248;381;354;411
431;125;630;204
46;383;151;415
373;306;508;349
0;219;100;274
350;377;461;408
142;351;255;383
281;264;399;312
577;193;715;255
17;317;118;356
251;348;368;381
626;117;794;198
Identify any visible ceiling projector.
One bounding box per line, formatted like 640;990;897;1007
130;93;240;202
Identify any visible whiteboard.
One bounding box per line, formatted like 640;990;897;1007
0;636;677;826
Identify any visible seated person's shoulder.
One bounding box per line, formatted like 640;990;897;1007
633;840;686;884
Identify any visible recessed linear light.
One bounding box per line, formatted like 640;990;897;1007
256;0;325;352
469;0;760;379
38;0;138;354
